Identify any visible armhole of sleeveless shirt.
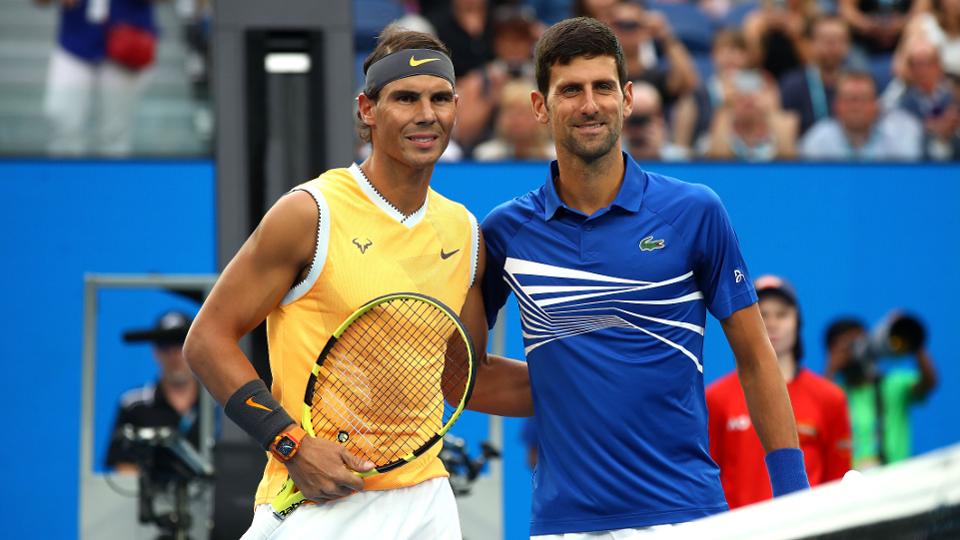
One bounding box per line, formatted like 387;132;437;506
281;186;330;306
468;210;479;287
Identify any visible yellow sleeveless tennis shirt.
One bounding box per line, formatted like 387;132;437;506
253;163;479;505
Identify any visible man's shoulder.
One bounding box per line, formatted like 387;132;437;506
779;68;808;96
797;369;847;402
642;170;724;221
882;368;920;391
286;167;354;205
481;187;544;238
875;110;922;158
425;189;478;235
295;165;352;184
878;108;922;134
472;139;510;161
804;118;843;139
800;119;844;153
119;383;157;410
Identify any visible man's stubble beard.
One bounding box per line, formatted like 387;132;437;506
557;115;622;164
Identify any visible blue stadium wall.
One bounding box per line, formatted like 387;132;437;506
1;160;957;539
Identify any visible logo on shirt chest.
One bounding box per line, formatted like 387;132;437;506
639;235;666;252
797;423;818;438
727;415;752;432
352;237;373;254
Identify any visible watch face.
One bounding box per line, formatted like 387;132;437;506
276;436;297;457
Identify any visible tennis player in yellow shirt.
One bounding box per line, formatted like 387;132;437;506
184;26;532;539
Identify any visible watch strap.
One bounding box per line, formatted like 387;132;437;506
270;425;306;462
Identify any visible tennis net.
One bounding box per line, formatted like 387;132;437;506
660;443;960;540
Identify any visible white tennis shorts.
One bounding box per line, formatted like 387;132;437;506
241;477;461;540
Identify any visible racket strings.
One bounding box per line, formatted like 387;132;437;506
308;297;471;466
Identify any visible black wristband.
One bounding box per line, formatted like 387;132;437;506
224;380;296;450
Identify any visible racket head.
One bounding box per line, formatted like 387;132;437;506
301;292;477;475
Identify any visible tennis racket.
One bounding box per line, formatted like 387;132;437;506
271;292;477;519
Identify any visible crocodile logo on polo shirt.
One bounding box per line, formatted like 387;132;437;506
639;235;665;252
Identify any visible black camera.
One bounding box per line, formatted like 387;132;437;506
851;312;927;366
119;426;213;540
120;425;212;484
440;434;501;496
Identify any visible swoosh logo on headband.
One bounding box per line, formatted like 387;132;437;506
409;55;440;67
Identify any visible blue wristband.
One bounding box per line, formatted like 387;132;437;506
765;448;810;497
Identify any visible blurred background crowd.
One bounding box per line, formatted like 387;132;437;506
2;0;958;161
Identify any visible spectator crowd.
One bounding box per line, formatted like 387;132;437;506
32;0;959;160
363;0;960;161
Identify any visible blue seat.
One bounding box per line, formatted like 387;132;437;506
869;53;894;91
693;51;715;82
355;50;371;93
647;0;717;54
721;0;760;28
523;0;574;25
354;0;407;51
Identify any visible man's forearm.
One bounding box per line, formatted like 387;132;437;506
466;354;533;416
840;2;873;33
723;302;808;496
738;346;809;497
739;356;799;452
183;327;263;405
913;348;938;398
185;327;302;451
663;39;699;96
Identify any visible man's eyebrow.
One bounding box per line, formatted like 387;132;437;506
388;89;420;99
554;78;617;90
386;88;454;99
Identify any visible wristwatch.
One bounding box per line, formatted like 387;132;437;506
270;426;306;462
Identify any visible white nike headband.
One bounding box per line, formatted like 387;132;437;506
363;48;456;96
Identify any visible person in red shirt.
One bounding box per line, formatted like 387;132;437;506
706;275;852;509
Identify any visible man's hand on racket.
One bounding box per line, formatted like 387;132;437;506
285;435;375;501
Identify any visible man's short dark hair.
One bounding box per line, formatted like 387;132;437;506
837;70;877;93
824;317;866;349
807;14;849;39
713;27;747;52
357;25;452;143
534;17;628;99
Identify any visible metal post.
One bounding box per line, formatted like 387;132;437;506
80;273;219;540
78;275;98;535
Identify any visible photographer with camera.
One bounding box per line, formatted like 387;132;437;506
106;310;201;473
824;313;939;470
106;310;214;540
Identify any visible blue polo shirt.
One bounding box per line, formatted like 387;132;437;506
482;153;758;535
58;0;157;62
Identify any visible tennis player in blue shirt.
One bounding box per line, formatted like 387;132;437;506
481;17;809;538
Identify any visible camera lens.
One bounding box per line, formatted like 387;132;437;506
887;315;925;353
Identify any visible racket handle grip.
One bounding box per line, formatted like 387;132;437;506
271;478;306;520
